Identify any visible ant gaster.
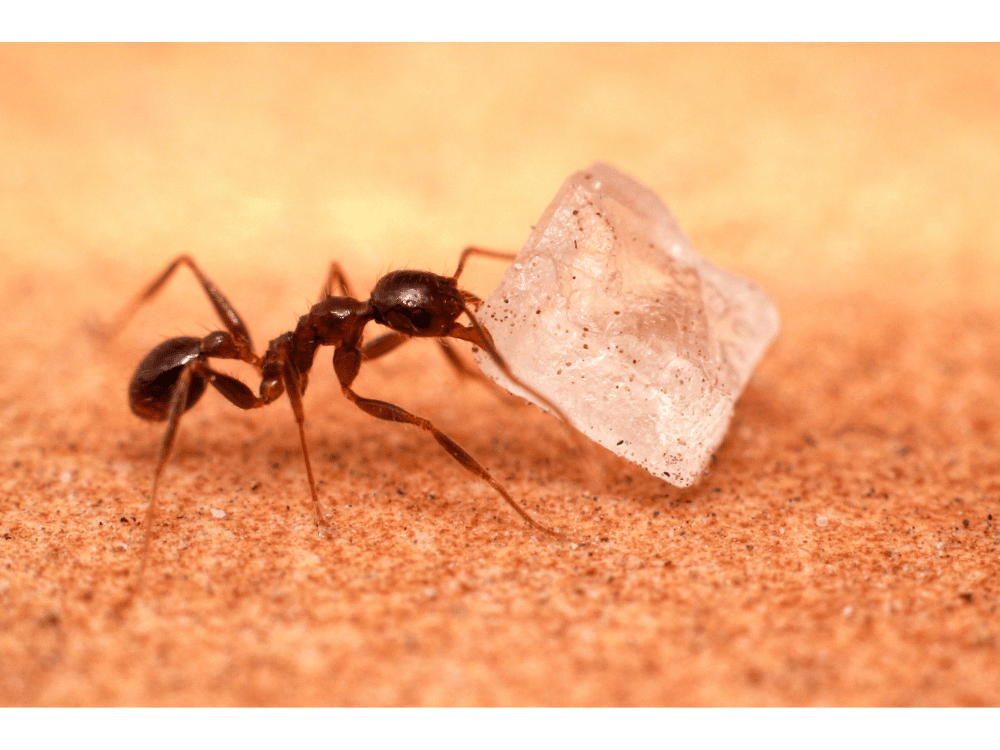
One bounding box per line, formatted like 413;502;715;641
116;249;568;588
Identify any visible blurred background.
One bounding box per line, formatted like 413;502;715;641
3;44;1000;707
4;44;997;305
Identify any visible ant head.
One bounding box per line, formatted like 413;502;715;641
370;270;465;338
129;337;208;421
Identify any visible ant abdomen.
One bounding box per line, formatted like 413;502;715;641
129;336;208;421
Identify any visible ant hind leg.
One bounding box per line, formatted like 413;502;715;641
106;255;259;364
125;361;196;604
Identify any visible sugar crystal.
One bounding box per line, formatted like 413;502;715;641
474;163;779;486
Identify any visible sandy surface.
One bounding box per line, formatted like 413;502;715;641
2;44;999;706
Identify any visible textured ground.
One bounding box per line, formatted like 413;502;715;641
2;44;999;706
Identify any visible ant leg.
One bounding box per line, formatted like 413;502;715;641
321;262;354;298
451;246;517;282
360;331;409;361
108;255;259;364
127;351;264;602
129;361;195;600
361;330;489;383
205;369;260;410
448;305;574;427
361;332;481;381
277;355;327;529
345;384;559;535
333;347;560;536
435;339;486;380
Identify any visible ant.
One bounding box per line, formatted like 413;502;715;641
113;248;569;590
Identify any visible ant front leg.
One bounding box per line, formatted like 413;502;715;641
447;306;574;428
333;346;560;536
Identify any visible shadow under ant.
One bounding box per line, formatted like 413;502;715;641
106;248;574;600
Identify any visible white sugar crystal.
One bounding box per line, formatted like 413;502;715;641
474;163;779;486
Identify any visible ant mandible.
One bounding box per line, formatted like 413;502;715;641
115;248;568;585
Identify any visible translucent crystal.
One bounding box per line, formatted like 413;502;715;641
474;163;780;486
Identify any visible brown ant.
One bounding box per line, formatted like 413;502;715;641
114;248;568;590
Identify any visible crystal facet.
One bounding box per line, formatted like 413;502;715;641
474;163;780;486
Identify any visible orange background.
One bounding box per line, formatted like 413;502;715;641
2;44;999;705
